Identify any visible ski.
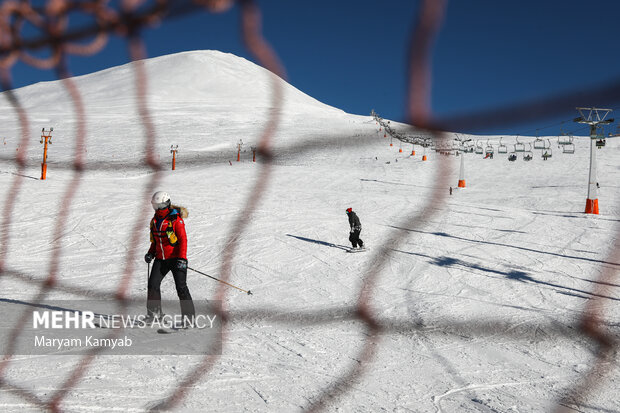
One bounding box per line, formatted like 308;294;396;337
157;326;191;334
346;247;368;253
157;327;177;334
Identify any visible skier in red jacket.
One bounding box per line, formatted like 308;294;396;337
144;191;195;324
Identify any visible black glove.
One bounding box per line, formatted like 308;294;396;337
144;253;154;264
176;258;188;270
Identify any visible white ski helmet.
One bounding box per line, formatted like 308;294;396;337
151;191;171;210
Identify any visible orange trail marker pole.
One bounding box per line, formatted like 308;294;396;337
170;145;178;170
458;150;466;187
40;127;53;180
237;139;243;162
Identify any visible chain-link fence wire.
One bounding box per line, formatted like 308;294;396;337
0;0;617;412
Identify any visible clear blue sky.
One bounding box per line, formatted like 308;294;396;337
9;0;620;136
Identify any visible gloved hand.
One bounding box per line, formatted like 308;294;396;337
350;228;354;233
176;258;188;270
144;253;154;264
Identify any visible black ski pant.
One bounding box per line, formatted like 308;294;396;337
147;258;195;319
349;229;363;248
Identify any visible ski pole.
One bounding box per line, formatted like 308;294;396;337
188;266;252;295
147;262;150;286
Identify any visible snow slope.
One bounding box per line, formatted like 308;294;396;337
0;50;618;413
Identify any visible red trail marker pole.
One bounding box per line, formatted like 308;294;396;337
40;127;53;180
170;145;178;170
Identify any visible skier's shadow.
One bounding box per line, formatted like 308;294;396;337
286;234;350;251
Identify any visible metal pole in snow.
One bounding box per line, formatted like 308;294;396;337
585;125;598;214
170;145;178;170
458;151;466;188
574;107;613;214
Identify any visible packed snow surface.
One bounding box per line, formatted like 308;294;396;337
0;50;618;412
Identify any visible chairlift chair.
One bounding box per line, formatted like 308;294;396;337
523;143;533;161
533;137;545;149
485;140;494;155
558;134;573;146
475;141;483;154
596;138;606;148
498;137;508;154
514;136;525;152
508;151;517;162
541;140;552;160
562;143;575;154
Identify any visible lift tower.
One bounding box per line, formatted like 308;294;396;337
574;107;613;214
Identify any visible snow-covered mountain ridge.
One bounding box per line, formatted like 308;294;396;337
6;50;345;114
0;50;367;165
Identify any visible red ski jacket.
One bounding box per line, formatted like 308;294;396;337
147;207;187;260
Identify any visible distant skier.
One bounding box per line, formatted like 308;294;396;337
449;186;453;195
346;208;364;250
144;191;195;326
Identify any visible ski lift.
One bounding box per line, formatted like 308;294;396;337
514;136;525;152
508;147;517;162
523;143;533;161
541;139;552;160
562;142;575;154
557;134;573;146
498;137;508;154
545;139;552;157
595;125;607;148
533;136;545;149
475;140;483;154
485;140;494;155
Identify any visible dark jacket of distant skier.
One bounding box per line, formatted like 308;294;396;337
144;191;195;323
346;208;364;249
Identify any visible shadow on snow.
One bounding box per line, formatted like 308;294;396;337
388;225;620;269
286;234;350;251
399;253;620;302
